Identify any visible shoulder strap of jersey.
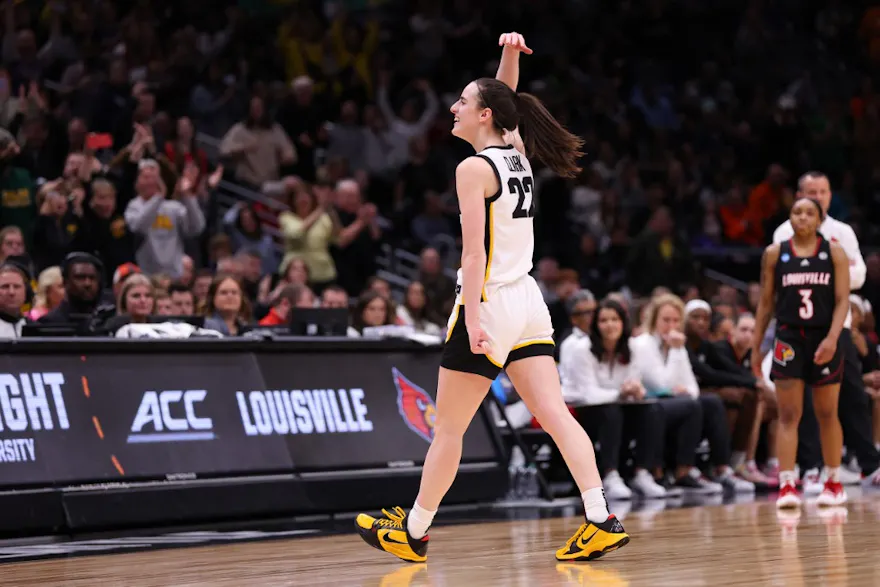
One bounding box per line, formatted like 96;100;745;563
474;153;503;203
779;240;791;257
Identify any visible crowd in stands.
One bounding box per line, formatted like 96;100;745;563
3;1;880;492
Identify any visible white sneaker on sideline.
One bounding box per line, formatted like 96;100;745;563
802;468;824;495
838;466;862;486
863;466;880;489
690;468;723;494
603;470;633;500
718;469;756;493
630;469;667;499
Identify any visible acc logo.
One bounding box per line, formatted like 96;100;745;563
128;390;214;444
773;340;795;366
393;367;436;443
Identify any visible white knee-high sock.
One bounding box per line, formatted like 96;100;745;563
407;502;436;539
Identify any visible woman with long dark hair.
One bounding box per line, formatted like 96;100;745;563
560;299;667;499
355;32;628;564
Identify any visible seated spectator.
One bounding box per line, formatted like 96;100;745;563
321;285;350;309
26;266;63;320
103;274;155;332
851;295;880;451
716;313;779;485
124;160;206;279
348;290;395;337
0;226;25;264
682;299;756;493
418;247;454;319
258;257;310;307
259;284;316;326
548;270;582;340
557;289;596;344
151;273;172;293
630;294;710;493
396;281;442;336
192;269;214;310
179;256;195;289
559;299;667;499
112;262;141;299
154;291;173;316
223;203;278;276
40;252;103;324
0;261;29;338
236;249;264;301
710;312;734;342
203;275;251;336
169;283;195;315
207;233;234;268
366;276;393;300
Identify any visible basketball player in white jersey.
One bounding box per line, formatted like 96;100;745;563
355;32;629;563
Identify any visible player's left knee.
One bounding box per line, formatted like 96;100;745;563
812;397;838;421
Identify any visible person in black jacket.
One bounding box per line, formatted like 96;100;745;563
67;179;134;284
714;312;779;486
683;299;756;492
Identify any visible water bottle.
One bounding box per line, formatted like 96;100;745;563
525;464;539;499
507;464;519;499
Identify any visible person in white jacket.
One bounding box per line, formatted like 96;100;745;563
559;298;666;499
630;293;717;494
771;171;880;489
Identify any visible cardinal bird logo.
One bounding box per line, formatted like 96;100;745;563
393;367;436;443
773;339;795;366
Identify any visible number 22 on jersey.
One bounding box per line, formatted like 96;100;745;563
508;177;534;219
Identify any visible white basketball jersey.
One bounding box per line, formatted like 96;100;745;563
457;144;536;301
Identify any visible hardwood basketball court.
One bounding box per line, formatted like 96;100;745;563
4;492;880;586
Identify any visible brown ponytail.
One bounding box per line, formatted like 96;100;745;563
516;93;584;178
476;78;585;178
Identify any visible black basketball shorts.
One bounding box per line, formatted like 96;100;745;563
770;324;843;387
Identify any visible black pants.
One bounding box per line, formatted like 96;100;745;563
700;393;732;468
656;396;703;468
577;403;665;472
798;329;880;474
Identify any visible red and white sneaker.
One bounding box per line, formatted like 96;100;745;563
815;479;847;507
776;482;802;509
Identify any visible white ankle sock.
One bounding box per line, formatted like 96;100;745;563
582;487;609;524
825;466;840;483
767;457;779;468
407;502;436;539
779;470;797;486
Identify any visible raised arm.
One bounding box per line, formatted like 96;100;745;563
496;33;532;153
495;32;532;91
751;244;779;378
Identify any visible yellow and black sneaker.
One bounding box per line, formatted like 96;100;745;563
355;506;429;563
555;514;629;562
